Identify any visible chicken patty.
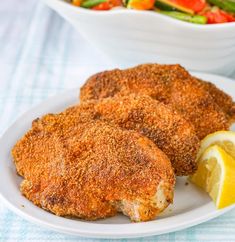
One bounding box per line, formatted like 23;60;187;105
199;80;235;123
12;119;175;222
80;64;235;139
49;94;199;175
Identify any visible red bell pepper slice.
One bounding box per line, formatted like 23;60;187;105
92;1;111;10
110;0;122;7
168;0;206;13
92;0;122;10
203;7;235;24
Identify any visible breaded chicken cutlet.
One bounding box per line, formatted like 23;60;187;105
80;64;235;139
198;79;235;121
12;119;175;222
47;94;199;175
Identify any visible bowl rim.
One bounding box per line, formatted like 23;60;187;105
48;0;235;30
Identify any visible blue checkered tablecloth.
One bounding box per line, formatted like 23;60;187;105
0;0;235;241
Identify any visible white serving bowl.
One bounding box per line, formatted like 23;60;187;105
42;0;235;75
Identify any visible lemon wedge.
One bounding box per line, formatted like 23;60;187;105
190;145;235;209
197;131;235;160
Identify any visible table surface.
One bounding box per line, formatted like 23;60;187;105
0;0;235;241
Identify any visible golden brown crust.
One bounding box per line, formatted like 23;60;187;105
12;119;175;221
58;94;199;175
80;64;234;139
168;77;229;139
80;64;189;102
198;79;235;123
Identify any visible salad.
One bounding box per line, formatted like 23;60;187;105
69;0;235;24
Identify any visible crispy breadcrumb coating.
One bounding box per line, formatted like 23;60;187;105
12;120;175;222
168;77;229;139
199;80;235;124
80;64;235;139
51;94;199;175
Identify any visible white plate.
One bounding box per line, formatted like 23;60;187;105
0;72;235;239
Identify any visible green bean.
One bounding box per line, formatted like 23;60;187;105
208;0;235;13
158;11;207;24
81;0;107;8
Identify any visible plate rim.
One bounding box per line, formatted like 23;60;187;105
0;71;235;239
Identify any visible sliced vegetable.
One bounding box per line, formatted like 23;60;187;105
155;1;178;11
221;10;235;21
72;0;235;25
92;1;111;9
159;10;207;24
156;0;206;14
110;0;123;7
71;0;81;6
81;0;107;8
156;0;194;14
91;0;122;9
122;0;128;6
207;0;235;13
175;0;206;12
127;0;155;10
202;6;235;23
